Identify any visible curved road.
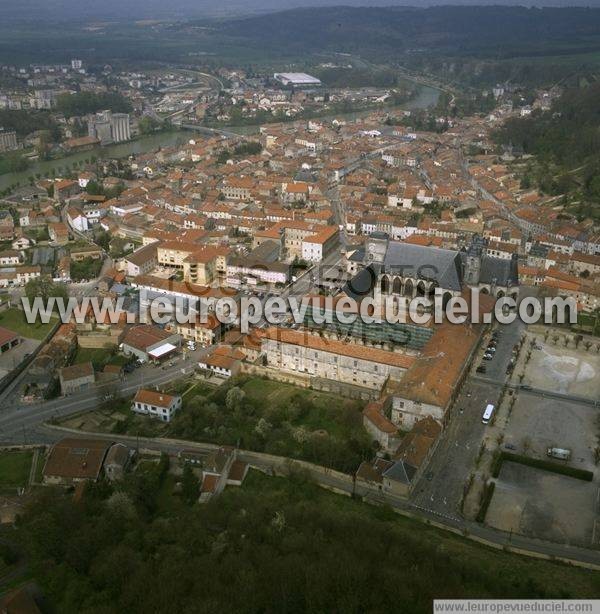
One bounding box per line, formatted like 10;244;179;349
32;424;600;571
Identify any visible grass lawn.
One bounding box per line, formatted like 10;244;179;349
240;377;363;440
33;450;45;484
0;451;33;489
0;307;57;340
72;346;130;370
73;346;114;369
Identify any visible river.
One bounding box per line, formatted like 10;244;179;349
223;84;442;136
0;131;189;192
0;83;440;192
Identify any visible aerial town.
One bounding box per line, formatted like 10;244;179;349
1;6;600;610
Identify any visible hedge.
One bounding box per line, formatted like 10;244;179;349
494;451;593;482
491;450;503;478
476;481;496;523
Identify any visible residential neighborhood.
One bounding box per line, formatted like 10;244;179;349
1;5;600;610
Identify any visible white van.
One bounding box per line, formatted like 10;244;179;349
482;404;495;425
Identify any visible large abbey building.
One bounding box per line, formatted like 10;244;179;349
345;233;519;307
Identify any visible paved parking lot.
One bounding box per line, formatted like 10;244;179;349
478;320;525;382
503;392;598;471
487;461;598;547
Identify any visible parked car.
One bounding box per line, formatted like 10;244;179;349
476;366;487;373
483;353;493;360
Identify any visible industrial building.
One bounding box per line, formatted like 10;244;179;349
273;72;322;88
0;129;18;152
88;110;131;145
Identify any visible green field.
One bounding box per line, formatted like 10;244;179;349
0;307;57;340
0;451;33;489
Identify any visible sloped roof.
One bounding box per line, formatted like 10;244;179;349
383;460;416;485
477;254;519;287
383;242;463;291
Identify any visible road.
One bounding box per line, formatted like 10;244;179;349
409;313;523;518
0;348;210;445
36;423;600;570
411;378;495;519
163;69;223;123
0;241;343;438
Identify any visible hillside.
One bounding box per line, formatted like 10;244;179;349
494;83;600;219
15;470;600;612
220;6;600;59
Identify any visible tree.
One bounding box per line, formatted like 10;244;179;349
138;116;161;135
56;91;132;118
86;180;102;195
181;464;199;505
24;276;68;305
225;386;245;411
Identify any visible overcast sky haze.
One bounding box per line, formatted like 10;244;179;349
3;0;600;22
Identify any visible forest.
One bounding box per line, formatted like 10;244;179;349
56;92;133;118
0;109;60;138
3;7;600;87
494;83;600;218
13;469;600;613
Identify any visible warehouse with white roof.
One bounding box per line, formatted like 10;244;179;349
273;72;322;87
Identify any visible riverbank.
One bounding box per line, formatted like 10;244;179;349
209;84;442;136
0;82;441;192
0;130;188;192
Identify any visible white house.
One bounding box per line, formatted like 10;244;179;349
67;208;89;232
132;389;182;422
